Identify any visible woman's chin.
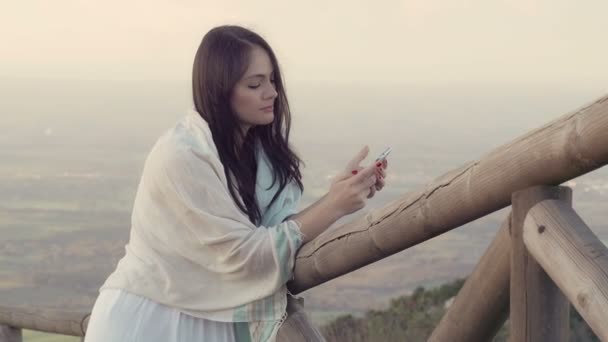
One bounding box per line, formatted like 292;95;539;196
260;113;275;124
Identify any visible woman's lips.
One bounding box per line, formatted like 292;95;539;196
260;106;274;112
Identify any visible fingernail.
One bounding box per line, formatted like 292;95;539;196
351;170;358;175
376;162;382;167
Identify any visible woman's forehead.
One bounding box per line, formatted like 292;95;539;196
243;47;274;78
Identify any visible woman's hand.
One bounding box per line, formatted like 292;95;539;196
326;162;380;216
331;145;388;199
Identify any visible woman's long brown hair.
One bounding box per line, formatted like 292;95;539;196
192;25;304;225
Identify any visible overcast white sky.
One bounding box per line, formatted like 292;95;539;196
1;0;607;86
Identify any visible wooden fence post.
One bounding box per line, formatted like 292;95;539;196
429;213;512;342
524;199;608;341
510;185;571;341
0;325;22;342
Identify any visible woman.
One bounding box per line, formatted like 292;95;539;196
84;25;388;342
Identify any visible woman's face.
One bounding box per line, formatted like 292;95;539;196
231;45;278;135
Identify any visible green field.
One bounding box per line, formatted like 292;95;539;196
309;310;363;327
23;330;80;342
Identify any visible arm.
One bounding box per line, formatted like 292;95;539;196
284;193;327;220
284;193;342;244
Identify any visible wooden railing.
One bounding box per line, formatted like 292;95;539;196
0;307;89;341
1;93;607;341
429;185;608;341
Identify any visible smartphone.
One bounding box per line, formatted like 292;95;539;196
375;147;392;162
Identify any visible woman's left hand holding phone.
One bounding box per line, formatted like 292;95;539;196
331;145;388;199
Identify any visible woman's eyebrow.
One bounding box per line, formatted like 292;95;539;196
245;72;274;79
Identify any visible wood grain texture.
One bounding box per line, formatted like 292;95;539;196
510;186;571;342
429;213;511;342
289;94;608;294
524;199;608;341
0;306;89;337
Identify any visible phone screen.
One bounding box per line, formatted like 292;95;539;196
375;147;392;161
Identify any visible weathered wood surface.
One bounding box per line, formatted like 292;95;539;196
0;325;22;342
289;94;608;294
0;306;89;337
510;186;571;342
428;213;511;342
524;198;608;341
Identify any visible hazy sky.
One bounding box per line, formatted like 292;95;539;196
2;0;607;86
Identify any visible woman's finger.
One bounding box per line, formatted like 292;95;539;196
333;173;348;183
334;166;364;185
367;185;376;199
352;163;377;184
373;165;385;179
376;177;385;191
346;145;370;170
349;166;365;176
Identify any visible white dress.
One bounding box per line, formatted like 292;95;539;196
84;288;237;342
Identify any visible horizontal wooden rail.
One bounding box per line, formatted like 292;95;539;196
289;93;608;294
523;199;608;341
0;306;89;337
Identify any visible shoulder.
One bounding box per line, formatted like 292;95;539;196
144;115;224;182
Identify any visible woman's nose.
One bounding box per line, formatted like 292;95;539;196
264;84;278;99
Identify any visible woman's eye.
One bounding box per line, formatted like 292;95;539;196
248;84;261;89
